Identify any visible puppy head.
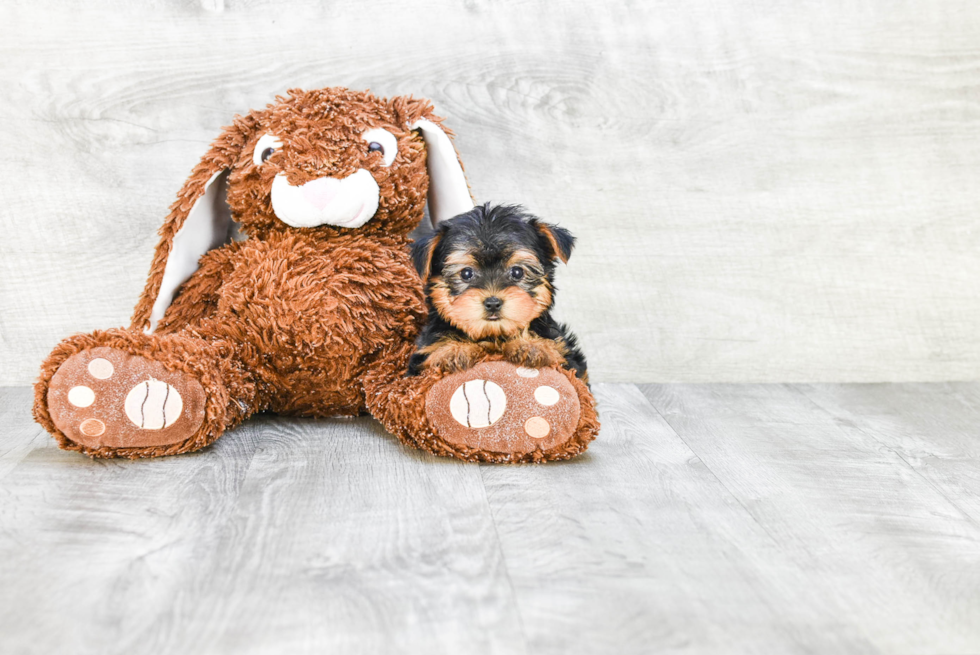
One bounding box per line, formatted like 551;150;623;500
412;203;575;339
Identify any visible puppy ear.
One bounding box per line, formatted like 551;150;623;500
411;230;443;282
534;221;575;264
131;114;259;333
410;116;474;225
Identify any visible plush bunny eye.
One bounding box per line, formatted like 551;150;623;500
253;134;283;166
361;128;397;166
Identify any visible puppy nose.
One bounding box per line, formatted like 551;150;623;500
483;296;503;312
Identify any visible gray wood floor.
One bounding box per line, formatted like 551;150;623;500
1;383;979;655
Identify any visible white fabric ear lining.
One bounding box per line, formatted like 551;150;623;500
411;119;474;224
147;170;240;333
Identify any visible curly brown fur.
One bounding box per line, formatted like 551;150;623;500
416;336;488;374
36;88;440;457
500;334;567;369
408;203;588;380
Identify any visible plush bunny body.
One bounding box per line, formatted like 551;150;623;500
34;87;598;461
156;231;423;416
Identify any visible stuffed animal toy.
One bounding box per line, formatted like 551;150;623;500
33;87;599;463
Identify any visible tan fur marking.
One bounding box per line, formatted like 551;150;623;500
444;251;478;268
497;286;547;328
536;224;570;263
431;280;551;340
419;337;487;374
502;335;567;369
505;250;541;269
417;232;442;282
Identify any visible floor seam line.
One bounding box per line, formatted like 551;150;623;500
635;384;782;546
477;464;531;655
792;384;980;532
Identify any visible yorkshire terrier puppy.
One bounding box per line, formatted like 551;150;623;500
408;203;587;380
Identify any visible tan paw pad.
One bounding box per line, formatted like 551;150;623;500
524;416;551;439
79;418;106;437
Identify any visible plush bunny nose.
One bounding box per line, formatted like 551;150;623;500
483;297;503;312
301;177;340;210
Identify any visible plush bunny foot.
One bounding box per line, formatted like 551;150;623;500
424;361;597;462
46;346;207;451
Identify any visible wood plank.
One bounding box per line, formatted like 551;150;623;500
0;387;45;481
0;411;525;654
481;383;875;655
798;382;980;525
641;383;980;654
155;417;526;655
3;1;980;384
5;382;980;653
0;415;263;655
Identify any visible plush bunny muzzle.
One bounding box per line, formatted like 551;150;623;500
270;169;380;229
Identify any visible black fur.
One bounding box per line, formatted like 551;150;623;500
408;203;588;379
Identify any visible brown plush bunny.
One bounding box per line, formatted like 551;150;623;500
33;87;598;462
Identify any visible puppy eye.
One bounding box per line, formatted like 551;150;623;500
361;128;398;166
460;267;474;281
253;134;283;167
509;266;525;281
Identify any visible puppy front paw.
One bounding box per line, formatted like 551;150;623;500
421;340;487;375
502;337;565;369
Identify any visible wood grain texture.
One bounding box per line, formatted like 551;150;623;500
641;382;980;654
797;382;980;526
0;398;525;654
1;2;980;384
480;383;874;654
0;387;43;481
4;383;980;653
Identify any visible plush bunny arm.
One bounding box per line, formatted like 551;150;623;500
153;245;239;335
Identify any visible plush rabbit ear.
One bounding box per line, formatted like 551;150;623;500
411;119;474;225
131;117;254;333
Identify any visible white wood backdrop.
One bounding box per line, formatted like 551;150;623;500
2;0;979;385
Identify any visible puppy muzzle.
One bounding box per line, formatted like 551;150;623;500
483;295;503;320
